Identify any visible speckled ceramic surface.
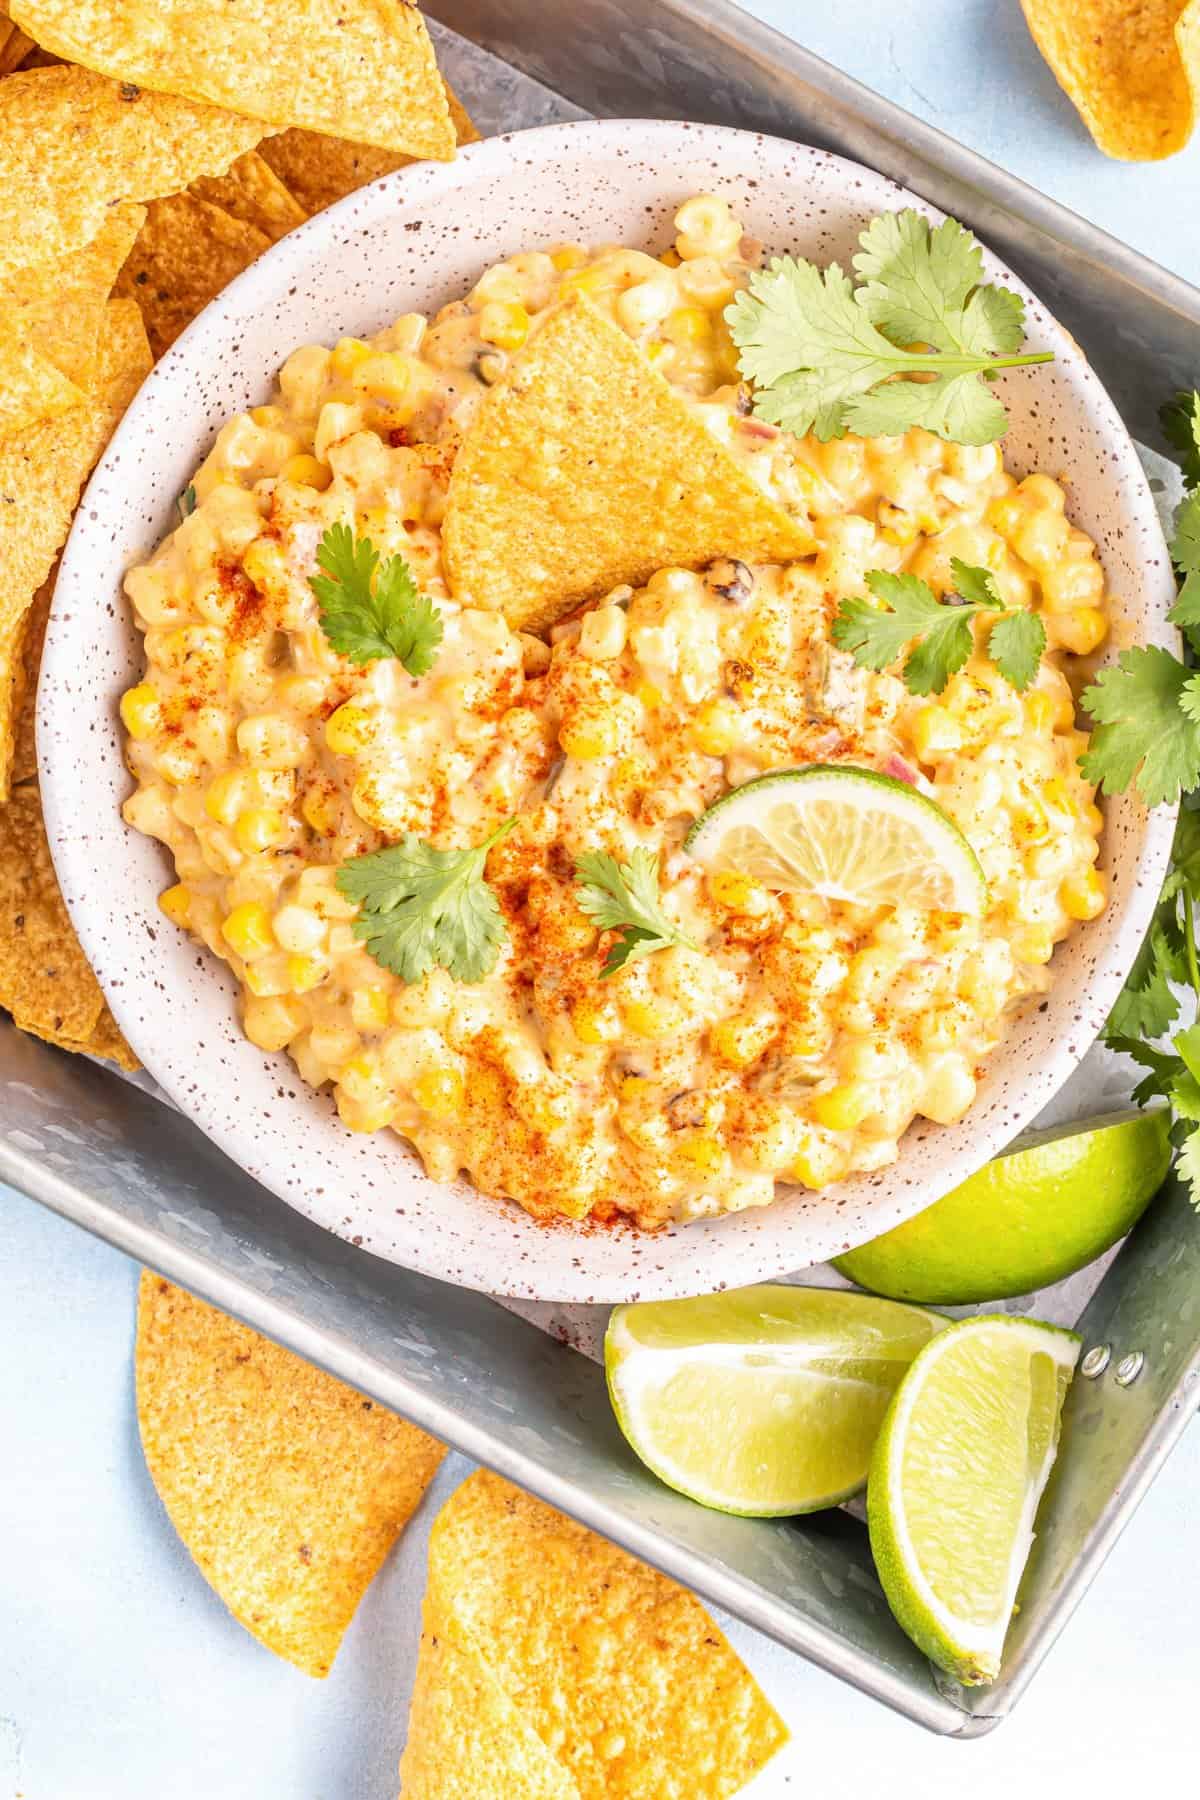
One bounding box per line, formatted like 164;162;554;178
39;121;1177;1302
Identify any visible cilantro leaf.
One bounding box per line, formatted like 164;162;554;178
574;847;697;976
1080;647;1200;805
1105;919;1182;1040
1176;1126;1200;1207
1167;489;1200;654
726;209;1053;447
176;482;196;522
337;819;515;985
948;558;1005;610
1106;1036;1185;1108
988;607;1047;692
310;521;443;676
1162;390;1200;488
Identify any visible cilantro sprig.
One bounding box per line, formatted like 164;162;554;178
310;522;443;676
337;819;515;985
726;210;1053;447
574;848;697;976
832;559;1047;696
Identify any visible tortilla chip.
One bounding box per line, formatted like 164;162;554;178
0;65;262;281
0;298;152;797
0;322;82;440
442;293;816;634
2;202;146;389
8;559;54;790
85;1001;139;1070
191;149;307;242
115;192;270;358
259;81;478;218
12;0;455;160
0;20;34;73
135;1272;446;1678
1021;0;1200;159
400;1471;787;1800
0;783;107;1042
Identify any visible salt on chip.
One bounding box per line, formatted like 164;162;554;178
135;1272;446;1678
1021;0;1200;159
442;292;816;634
259;82;479;217
400;1470;788;1800
0;65;262;281
115;193;271;358
192;150;307;243
12;0;455;160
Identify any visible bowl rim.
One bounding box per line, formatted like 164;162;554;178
40;116;1178;1301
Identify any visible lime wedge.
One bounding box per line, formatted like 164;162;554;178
605;1285;944;1517
683;765;986;913
836;1107;1170;1304
868;1315;1080;1685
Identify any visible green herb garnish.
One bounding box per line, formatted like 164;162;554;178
176;482;196;521
574;848;697;976
337;819;515;985
310;522;443;676
726;210;1054;447
832;559;1046;696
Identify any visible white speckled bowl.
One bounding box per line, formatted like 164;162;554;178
41;121;1176;1301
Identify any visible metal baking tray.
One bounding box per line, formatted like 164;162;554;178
6;0;1200;1737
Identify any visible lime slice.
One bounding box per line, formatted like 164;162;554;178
836;1107;1170;1304
868;1315;1080;1685
683;765;986;913
605;1285;944;1517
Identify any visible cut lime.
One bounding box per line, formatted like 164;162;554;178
683;765;986;914
605;1285;944;1517
867;1314;1079;1685
835;1107;1170;1304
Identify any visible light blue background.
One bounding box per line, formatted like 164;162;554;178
3;6;1200;1797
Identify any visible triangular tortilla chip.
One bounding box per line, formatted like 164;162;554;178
114;192;271;358
135;1273;446;1678
402;1471;787;1799
442;292;815;633
12;0;455;160
191;149;307;242
1021;0;1200;160
0;321;82;440
0;19;34;73
259;80;477;217
0;65;262;280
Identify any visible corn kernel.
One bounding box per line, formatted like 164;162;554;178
558;263;618;298
301;784;339;834
781;1015;834;1060
676;1134;729;1176
560;714;620;760
244;959;290;998
242;535;288;593
286;953;327;994
158;883;191;928
691;698;741;757
1015;925;1056;965
578;605;628;661
623;997;687;1040
662;306;711;346
120;683;162;740
340;1050;388;1105
412;1067;465;1118
709;1013;775;1069
1060;867;1106;921
204;770;248;826
272;904;325;952
281;453;332;491
789;1132;849;1190
912;705;963;762
635;680;663;710
234;808;285;854
619;1075;653;1102
477;301;530;350
811;1081;875;1132
350;987;391;1031
1024;690;1056;734
242;994;304;1053
221;902;275;960
644;340;671;369
550;245;588;273
1054;606;1108;656
250;404;286;429
336;1091;396;1133
571;997;623;1045
330;336;372;380
325;702;374;755
707;868;770;916
673;193;741;260
1082;800;1104;833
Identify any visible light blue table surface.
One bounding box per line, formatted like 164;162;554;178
3;7;1200;1798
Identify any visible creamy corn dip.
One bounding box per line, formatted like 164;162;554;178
120;195;1109;1229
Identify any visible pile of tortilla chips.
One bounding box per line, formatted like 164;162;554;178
0;1;468;1065
1021;0;1200;160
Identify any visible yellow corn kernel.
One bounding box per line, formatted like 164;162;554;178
204;770;247;826
301;784;339;835
221;902;275;960
789;1132;849;1190
676;1134;729;1177
673;193;741;260
662;306;712;345
811;1081;875;1132
1060;867;1106;922
340;1050;387;1105
572;997;623;1045
330;336;372;380
623;996;687;1040
477;301;530;350
286;953;327;994
707;867;770;916
158;883;191;928
324;702;373;755
120;683;162;741
242;535;288;593
1082;800;1104;833
281;452;332;491
250;404;286;429
559;714;620;760
1054;606;1108;656
244;960;290;998
1043;777;1071;816
1024;690;1056;735
550;244;588;273
781;1015;834;1060
234;807;285;854
350;987;391;1031
709;1013;774;1070
619;1074;653;1102
635;680;663;710
521;1087;571;1135
912;705;963;762
644;340;671;368
412;1067;465;1118
690;698;740;757
578;605;628;661
242;994;304;1053
337;1091;396;1133
1015;925;1056;965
